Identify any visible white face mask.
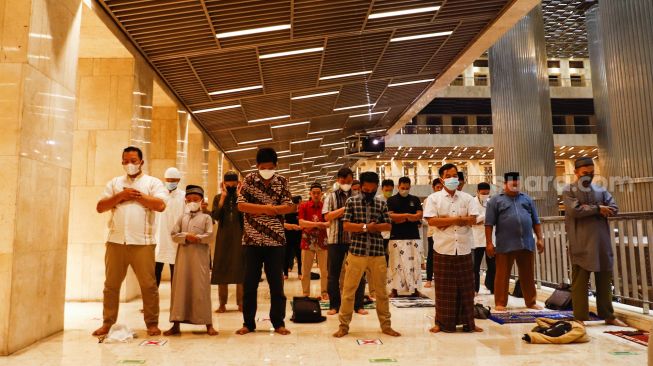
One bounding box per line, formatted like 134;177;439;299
399;189;410;197
259;169;275;180
123;163;141;176
186;202;200;212
444;177;459;191
339;183;351;192
166;182;178;191
479;194;490;203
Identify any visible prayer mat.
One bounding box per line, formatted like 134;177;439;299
389;296;435;308
489;310;601;325
290;300;376;310
605;330;649;347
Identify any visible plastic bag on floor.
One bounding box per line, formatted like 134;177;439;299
104;324;137;343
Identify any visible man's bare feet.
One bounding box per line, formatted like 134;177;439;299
215;305;226;313
235;327;253;335
356;309;369;315
274;327;291;335
527;304;544;310
429;324;441;334
606;318;628;327
206;325;218;336
92;325;111;337
333;328;348;338
382;328;401;337
147;325;162;336
469;326;483;333
163;325;180;336
424;281;432;288
327;309;338;315
494;305;507;311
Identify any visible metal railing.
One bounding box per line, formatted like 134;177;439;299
399;124;596;135
447;76;592;88
521;213;653;313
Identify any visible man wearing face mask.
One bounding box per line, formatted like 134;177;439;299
211;171;245;313
563;157;626;327
236;148;296;336
334;171;400;338
485;172;544;312
323;168;367;316
93;146;168;337
471;182;495;295
424;164;481;333
386;177;424;297
154;167;184;287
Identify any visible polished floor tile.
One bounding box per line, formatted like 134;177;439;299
0;271;647;365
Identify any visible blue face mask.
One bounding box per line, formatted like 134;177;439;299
166;182;178;191
444;177;459;191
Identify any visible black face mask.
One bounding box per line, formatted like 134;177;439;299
362;192;376;202
226;186;237;194
579;174;594;187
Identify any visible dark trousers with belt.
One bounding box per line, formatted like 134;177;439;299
242;245;286;331
327;243;365;311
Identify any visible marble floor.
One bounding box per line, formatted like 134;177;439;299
1;270;648;366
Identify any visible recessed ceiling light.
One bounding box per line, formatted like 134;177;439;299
291;138;322;144
208;85;262;96
390;31;453;42
225;146;257;153
321;142;346;147
238;137;272;145
249;115;290;123
216;24;291;39
350;111;386;118
320;71;372;81
368;6;441;19
192;104;241;114
291;91;339;100
260;47;324;59
303;155;328;160
271;121;310;129
366;129;387;133
308;128;342;135
334;103;375;111
388;78;434;87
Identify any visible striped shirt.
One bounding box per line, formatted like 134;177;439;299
323;189;352;244
101;173;169;245
342;195;391;257
238;172;293;247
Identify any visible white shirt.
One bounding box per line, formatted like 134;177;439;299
376;194;391;240
101;173;169;245
471;195;489;248
154;188;185;263
423;189;479;255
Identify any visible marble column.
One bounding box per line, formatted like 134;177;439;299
0;0;82;355
66;56;154;302
488;5;558;216
587;1;653;213
184;122;209;190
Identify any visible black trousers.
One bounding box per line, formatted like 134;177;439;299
472;247;496;293
154;262;174;287
426;237;434;281
242;245;286;331
327;243;365;311
284;240;302;276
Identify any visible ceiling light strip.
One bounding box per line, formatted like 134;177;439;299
291;91;339;100
319;71;372;81
237;137;272;145
192;104;241;114
308;128;342;135
259;47;324;59
368;6;441;19
216;24;291;39
388;78;435;87
390;31;453;43
208;85;262;96
248;115;290;123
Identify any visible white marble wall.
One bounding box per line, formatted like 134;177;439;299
0;0;82;356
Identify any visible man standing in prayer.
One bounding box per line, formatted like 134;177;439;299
424;164;482;333
236;148;296;336
154;167;184;287
424;178;443;288
93;146;168;337
211;171;245;313
386;177;424;297
485;172;544;311
298;182;329;298
333;171;401;338
164;185;217;336
471;182;495;295
563;157;627;326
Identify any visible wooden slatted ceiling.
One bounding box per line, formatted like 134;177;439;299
98;0;512;173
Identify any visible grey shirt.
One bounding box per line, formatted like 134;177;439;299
563;181;618;272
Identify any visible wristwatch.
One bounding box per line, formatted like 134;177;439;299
362;224;367;232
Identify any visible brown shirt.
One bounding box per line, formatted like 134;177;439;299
237;172;292;247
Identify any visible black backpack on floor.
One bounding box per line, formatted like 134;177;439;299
291;297;326;323
545;283;573;310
